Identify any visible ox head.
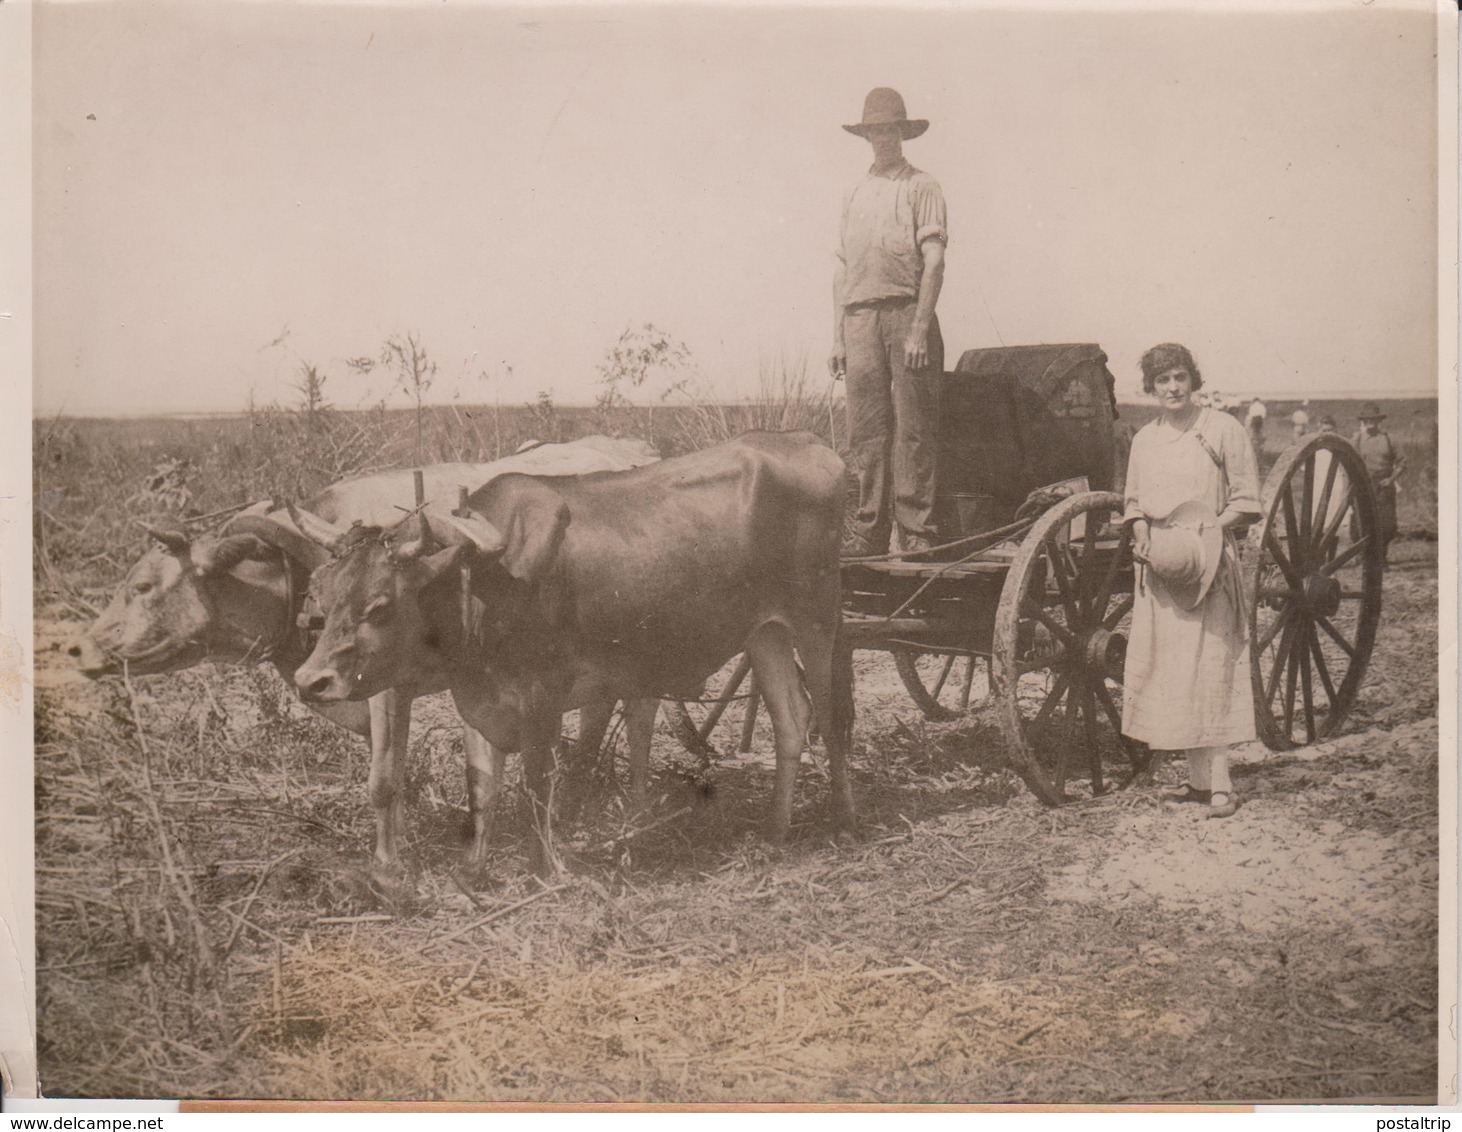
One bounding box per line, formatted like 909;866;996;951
294;489;569;703
71;506;336;678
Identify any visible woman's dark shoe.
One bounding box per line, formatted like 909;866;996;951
1162;784;1211;804
1206;792;1240;819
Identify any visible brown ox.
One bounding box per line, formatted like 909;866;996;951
73;439;660;883
290;431;856;875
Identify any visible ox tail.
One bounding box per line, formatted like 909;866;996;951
830;621;855;754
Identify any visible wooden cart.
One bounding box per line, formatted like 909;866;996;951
669;344;1385;805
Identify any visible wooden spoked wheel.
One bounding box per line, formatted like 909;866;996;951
991;492;1147;805
1248;434;1384;750
664;654;761;758
893;649;985;721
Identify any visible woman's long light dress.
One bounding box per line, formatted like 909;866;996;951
1121;407;1261;750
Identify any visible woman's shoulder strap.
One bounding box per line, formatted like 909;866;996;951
1191;409;1226;471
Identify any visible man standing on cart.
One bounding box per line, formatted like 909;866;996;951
829;87;948;557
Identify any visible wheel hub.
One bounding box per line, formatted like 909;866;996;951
1302;574;1341;618
1083;627;1127;681
1018;619;1057;662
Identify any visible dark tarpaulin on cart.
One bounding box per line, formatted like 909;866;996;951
935;342;1120;538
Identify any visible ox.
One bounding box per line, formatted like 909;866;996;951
73;438;661;882
289;430;856;875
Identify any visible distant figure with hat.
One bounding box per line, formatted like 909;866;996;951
830;87;947;557
1351;401;1405;561
1123;344;1262;819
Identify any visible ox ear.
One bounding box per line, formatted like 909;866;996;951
499;494;570;583
193;534;278;576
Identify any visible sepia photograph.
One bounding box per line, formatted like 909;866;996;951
17;0;1455;1107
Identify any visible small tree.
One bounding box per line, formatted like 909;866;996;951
596;323;693;445
529;389;560;443
350;331;437;465
290;362;331;434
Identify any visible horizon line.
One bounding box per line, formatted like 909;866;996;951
32;388;1444;422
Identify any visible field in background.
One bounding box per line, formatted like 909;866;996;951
34;369;839;606
35;391;1438;605
1117;397;1439;540
30;386;1440;1102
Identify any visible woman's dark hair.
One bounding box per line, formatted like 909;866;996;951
1140;342;1204;395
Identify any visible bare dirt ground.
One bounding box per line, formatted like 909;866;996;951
31;540;1440;1104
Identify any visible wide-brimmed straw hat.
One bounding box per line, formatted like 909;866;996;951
1146;500;1225;610
843;87;929;140
1357;401;1386;421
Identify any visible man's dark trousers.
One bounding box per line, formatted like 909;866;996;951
844;299;943;552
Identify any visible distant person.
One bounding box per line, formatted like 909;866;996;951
1246;396;1267;453
829;87;947;557
1291;401;1310;440
1352;401;1405;562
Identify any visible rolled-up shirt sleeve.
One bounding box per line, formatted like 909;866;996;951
1220;415;1261;516
910;174;948;249
1123;432;1146;524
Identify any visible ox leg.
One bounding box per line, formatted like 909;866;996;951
575;700;616;785
623;698;658;812
461;725;506;882
746;624;813;844
799;625;859;834
366;688;413;883
521;708;565;879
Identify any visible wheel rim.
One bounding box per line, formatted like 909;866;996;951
894;648;985;721
991;491;1146;805
665;653;758;759
1249;435;1384;750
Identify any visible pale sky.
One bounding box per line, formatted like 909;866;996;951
33;0;1442;417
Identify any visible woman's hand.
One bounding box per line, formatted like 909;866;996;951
1217;509;1259;532
1131;520;1151;564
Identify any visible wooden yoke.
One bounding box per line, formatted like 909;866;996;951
454;485;475;651
413;469;433;553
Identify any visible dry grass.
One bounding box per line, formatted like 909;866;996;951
32;382;1440;1103
34;626;1439;1101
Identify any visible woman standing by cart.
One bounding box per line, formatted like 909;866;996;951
1122;344;1262;818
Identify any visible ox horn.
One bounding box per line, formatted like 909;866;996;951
392;508;504;562
226;513;337;571
139;519;190;555
284;502;349;551
423;508;506;557
391;513;437;562
223;499;276;525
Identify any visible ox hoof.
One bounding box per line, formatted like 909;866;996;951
527;848;571;882
759;822;791;848
367;861;418;911
451;858;499;894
